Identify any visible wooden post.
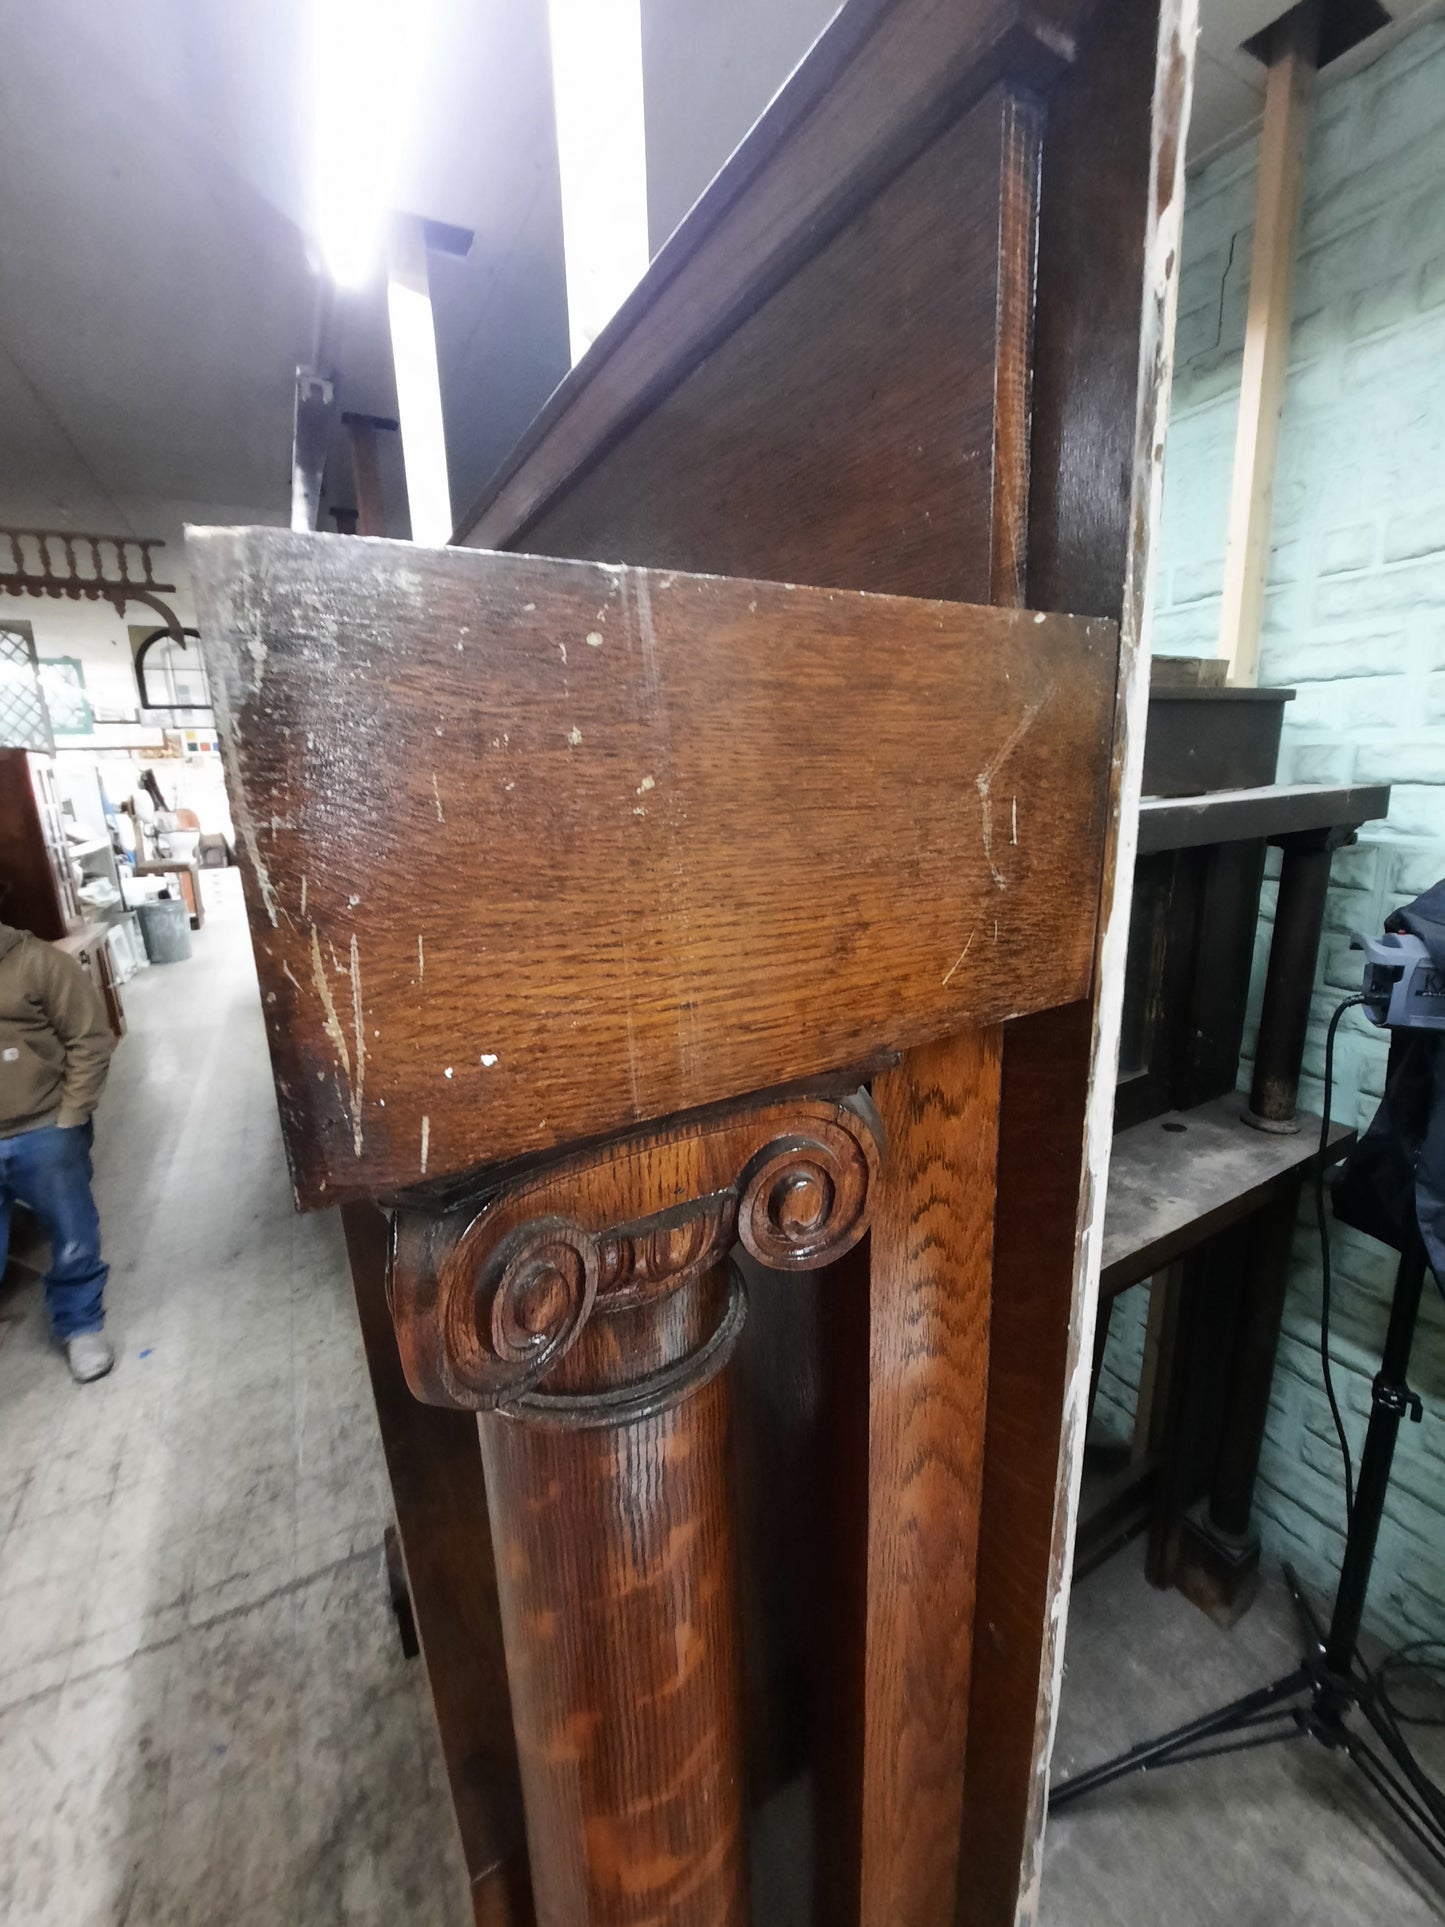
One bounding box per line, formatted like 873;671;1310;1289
478;1256;749;1926
1219;0;1320;688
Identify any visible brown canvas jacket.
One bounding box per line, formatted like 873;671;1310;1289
0;922;115;1136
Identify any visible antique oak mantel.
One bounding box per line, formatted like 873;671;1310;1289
190;0;1195;1921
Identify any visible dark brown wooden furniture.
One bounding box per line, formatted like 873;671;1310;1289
192;2;1195;1920
0;750;123;1037
1080;779;1390;1610
131;808;205;928
0;745;82;938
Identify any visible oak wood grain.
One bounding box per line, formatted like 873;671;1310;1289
510;89;1041;605
479;1270;748;1926
959;1000;1090;1927
190;530;1115;1209
863;1029;1002;1924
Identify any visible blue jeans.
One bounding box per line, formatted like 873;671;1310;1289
0;1121;107;1339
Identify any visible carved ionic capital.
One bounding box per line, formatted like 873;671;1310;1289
388;1089;884;1411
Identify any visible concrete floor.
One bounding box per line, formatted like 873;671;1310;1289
1;869;1441;1923
0;872;471;1926
1045;1531;1445;1925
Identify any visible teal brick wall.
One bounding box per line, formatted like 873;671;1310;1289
1102;18;1445;1647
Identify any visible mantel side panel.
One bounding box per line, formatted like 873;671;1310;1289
488;73;1085;1927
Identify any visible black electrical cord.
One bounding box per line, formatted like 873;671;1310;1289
1378;1642;1445;1730
1317;993;1367;1531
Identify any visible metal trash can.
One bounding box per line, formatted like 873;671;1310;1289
136;896;192;964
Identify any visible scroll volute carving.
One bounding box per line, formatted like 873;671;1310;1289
388;1090;884;1411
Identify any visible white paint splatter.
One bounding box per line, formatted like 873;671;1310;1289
636;774;655;794
309;928;349;1074
941;927;977;987
568;726;583;747
432;773;445;823
558;639;568;665
245;626;267;687
976;698;1047;889
586;631;603;647
299;876;307;917
417;933;424;981
219;727;279;924
480;1053;498;1068
419;1115;429;1174
444;1066;453;1079
1012;796;1019;845
347;894;360;908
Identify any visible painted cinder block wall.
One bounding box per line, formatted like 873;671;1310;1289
1098;16;1445;1648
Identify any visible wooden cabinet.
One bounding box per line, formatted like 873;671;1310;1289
191;1;1195;1921
0;746;82;939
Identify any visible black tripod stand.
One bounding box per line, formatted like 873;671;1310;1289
1051;1231;1445;1874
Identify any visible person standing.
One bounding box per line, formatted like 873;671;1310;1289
0;920;116;1381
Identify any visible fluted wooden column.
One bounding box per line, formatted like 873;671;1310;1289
388;1088;884;1926
482;1257;747;1924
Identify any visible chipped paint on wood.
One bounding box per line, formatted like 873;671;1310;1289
349;933;365;1157
1016;5;1199;1917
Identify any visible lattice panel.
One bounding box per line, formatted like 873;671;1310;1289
0;625;53;753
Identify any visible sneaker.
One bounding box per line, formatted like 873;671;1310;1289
66;1333;115;1383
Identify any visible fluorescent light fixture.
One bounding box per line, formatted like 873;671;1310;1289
546;0;651;364
313;0;441;287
